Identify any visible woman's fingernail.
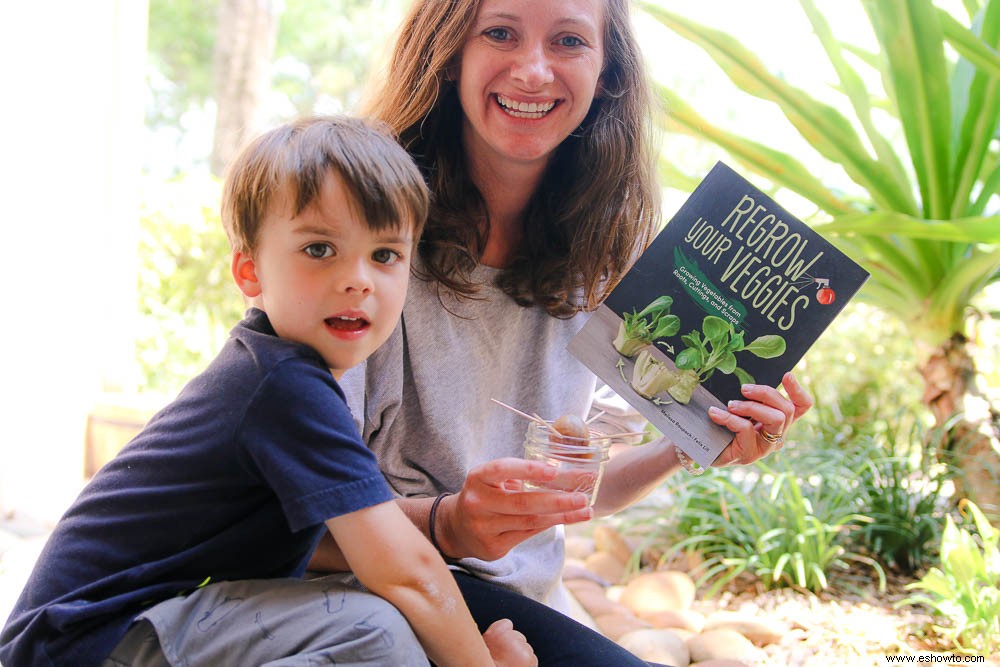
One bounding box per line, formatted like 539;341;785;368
727;400;738;409
741;384;755;395
709;407;725;417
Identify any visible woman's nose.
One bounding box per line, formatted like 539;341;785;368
509;43;554;89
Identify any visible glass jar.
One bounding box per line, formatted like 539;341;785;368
522;420;612;505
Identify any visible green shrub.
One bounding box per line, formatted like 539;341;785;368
642;445;884;596
137;174;245;395
626;399;953;595
850;419;953;574
902;500;1000;655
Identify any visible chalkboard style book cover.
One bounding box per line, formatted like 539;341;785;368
568;162;870;468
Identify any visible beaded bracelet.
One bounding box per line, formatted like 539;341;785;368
674;444;706;475
428;492;454;556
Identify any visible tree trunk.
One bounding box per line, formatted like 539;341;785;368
210;0;277;177
919;333;1000;514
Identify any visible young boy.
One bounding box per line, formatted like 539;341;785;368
0;117;535;667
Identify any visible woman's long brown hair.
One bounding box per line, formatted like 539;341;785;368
364;0;661;317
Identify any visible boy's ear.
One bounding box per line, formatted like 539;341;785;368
232;252;262;298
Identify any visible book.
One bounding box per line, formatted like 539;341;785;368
568;161;870;468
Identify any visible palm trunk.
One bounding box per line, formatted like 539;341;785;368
210;0;277;177
919;333;1000;514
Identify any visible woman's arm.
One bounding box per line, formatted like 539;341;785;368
420;376;812;559
328;502;535;667
307;531;348;572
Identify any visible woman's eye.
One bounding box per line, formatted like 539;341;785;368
484;27;511;42
557;35;584;48
372;248;402;265
304;243;333;259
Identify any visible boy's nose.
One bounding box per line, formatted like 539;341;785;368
510;43;554;89
340;259;373;295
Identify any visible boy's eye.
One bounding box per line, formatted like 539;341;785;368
304;243;334;259
372;248;402;265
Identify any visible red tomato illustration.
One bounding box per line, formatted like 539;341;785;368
817;287;836;304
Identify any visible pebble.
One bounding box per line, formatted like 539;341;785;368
687;629;758;663
617;628;690;666
594;612;651;641
703;610;785;646
584;551;627;584
592;524;633;565
619;570;697;614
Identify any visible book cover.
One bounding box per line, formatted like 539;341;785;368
568;161;870;468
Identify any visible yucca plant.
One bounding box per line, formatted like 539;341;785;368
639;0;1000;509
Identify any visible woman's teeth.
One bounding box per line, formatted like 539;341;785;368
496;95;555;118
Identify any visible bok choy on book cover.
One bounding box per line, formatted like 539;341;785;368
568;162;870;468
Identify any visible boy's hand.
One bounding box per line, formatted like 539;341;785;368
483;619;537;667
439;458;593;561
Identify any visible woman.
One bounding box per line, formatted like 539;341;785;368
324;0;812;664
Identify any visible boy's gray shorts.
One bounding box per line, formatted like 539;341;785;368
101;573;430;667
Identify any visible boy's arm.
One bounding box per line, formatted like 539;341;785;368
327;501;508;667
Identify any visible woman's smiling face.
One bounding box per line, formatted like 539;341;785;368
457;0;605;170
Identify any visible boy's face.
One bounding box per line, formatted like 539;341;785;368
232;171;413;379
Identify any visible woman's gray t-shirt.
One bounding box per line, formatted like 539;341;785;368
341;263;597;607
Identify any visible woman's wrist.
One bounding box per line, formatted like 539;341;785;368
428;492;456;560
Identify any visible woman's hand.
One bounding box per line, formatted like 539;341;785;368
483;619;537;667
708;372;812;467
437;458;593;561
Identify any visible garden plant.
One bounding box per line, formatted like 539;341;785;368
639;0;1000;508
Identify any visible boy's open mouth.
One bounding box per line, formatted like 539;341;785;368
325;315;369;332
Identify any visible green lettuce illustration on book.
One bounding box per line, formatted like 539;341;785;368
568;162;870;468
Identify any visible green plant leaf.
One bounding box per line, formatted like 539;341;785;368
799;0;916;208
675;347;701;370
717;351;738;374
972;164;1000;216
702;315;732;341
744;335;787;359
907;566;956;599
928;249;1000;334
937;6;1000;77
863;0;953;219
947;1;1000;217
642;2;919;214
655;88;856;216
637;295;675;319
814;212;1000;244
733;367;755;386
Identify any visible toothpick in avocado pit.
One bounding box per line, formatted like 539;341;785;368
488;398;646;441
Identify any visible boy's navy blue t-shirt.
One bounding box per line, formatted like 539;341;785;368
0;308;394;667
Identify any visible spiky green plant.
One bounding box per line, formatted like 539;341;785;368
639;0;1000;507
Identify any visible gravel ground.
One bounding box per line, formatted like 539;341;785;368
684;570;999;667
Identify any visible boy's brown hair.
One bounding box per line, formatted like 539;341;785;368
221;116;429;255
